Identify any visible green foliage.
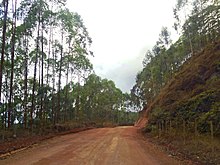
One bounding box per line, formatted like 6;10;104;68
56;74;137;126
132;0;220;107
148;89;220;135
133;0;220;138
0;0;136;133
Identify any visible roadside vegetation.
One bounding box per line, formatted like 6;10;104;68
0;0;138;146
132;0;220;164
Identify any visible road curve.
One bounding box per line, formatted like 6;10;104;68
0;126;181;165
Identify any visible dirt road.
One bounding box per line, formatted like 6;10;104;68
0;126;182;165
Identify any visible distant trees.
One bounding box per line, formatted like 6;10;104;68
174;0;220;52
0;0;136;133
132;27;173;107
132;0;220;110
69;74;137;126
129;2;220;154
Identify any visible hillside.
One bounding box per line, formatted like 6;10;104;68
135;41;220;164
137;41;220;130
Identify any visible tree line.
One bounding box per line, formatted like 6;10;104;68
0;0;137;134
131;0;220;135
131;0;220;110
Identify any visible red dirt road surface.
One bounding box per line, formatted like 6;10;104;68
0;126;183;165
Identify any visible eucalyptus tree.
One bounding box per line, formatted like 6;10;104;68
79;74;102;121
15;0;64;129
15;0;42;129
174;0;194;54
53;9;93;123
0;0;97;131
130;0;220;124
174;0;220;54
1;54;11;128
91;78;123;124
131;28;176;109
17;0;35;129
70;74;128;125
188;4;220;45
7;0;18;128
0;0;9;102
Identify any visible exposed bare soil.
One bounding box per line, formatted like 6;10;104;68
0;126;193;165
0;127;92;156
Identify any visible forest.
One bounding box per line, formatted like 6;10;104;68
0;0;137;137
132;0;220;133
133;0;220;163
0;0;220;164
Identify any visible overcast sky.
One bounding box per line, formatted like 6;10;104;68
67;0;177;92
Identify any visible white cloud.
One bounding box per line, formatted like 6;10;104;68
67;0;177;92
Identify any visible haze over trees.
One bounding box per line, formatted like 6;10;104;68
0;0;137;135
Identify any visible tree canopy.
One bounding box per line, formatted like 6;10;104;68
0;0;137;134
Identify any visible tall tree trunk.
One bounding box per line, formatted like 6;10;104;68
64;63;69;122
40;19;44;127
24;33;28;129
57;31;64;123
46;4;53;125
44;26;51;126
30;15;40;131
46;3;53;86
0;0;9;101
76;74;81;121
183;6;193;55
4;60;10;129
64;41;71;122
8;0;17;128
52;32;55;125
